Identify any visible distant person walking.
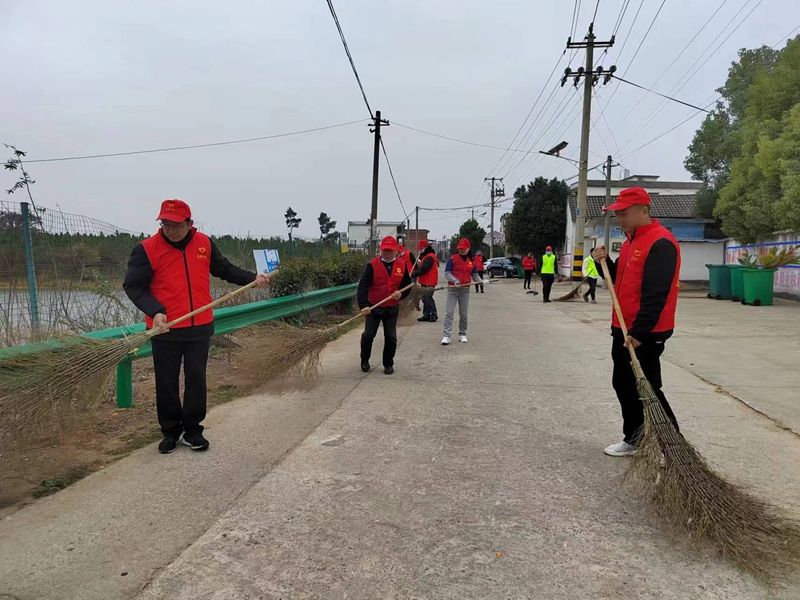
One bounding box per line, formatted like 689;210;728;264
123;200;270;454
522;252;536;290
441;238;482;345
583;252;599;303
474;250;486;293
411;239;439;323
541;246;556;302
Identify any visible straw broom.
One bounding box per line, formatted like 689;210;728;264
600;258;800;582
553;276;588;301
0;279;263;449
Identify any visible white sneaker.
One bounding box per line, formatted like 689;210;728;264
459;335;468;343
441;336;450;345
604;441;638;457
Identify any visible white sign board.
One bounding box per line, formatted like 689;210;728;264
253;249;281;274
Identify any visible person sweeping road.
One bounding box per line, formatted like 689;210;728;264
411;239;439;323
123;200;270;454
441;238;483;345
474;250;486;293
522;252;536;290
358;236;412;375
540;246;556;302
592;187;681;457
582;251;599;303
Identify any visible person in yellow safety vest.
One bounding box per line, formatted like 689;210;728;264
540;246;557;303
582;252;599;303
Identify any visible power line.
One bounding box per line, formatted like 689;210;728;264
393;123;541;153
592;0;602;25
25;120;366;163
622;0;667;77
614;77;712;112
325;0;373;118
379;139;409;220
612;0;633;36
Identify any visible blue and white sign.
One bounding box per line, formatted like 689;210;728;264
253;249;281;274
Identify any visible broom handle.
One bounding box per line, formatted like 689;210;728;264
599;258;639;364
331;282;417;331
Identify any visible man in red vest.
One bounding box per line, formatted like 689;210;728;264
410;239;439;322
397;244;416;275
441;238;482;345
592;187;681;457
357;236;412;374
124;200;270;454
474;250;486;293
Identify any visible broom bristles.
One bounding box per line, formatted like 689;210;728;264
554;278;587;301
625;369;800;582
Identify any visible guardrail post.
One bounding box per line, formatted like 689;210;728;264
116;361;133;408
21;202;40;331
347;297;354;314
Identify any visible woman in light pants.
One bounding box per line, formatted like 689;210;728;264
442;238;482;345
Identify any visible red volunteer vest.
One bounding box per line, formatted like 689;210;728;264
368;256;405;307
141;229;213;329
613;219;681;333
474;255;485;270
417;253;439;286
401;253;414;273
449;254;475;286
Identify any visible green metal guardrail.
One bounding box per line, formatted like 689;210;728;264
0;284;356;408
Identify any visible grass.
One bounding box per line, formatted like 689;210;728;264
30;464;101;498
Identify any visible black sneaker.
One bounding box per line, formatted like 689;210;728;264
361;361;371;373
181;432;210;451
417;316;431;322
158;435;180;454
430;317;438;322
384;365;394;375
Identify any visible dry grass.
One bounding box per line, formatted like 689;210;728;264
625;363;800;583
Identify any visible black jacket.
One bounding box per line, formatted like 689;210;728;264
357;259;413;310
411;247;436;278
123;230;256;340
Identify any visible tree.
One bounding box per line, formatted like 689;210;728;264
505;177;568;259
448;219;486;254
317;212;338;243
684;46;780;220
3;144;39;209
714;36;800;242
285;207;302;245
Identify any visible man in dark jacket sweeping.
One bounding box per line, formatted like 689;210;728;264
411;239;439;322
592;187;681;457
357;236;412;375
124;200;270;454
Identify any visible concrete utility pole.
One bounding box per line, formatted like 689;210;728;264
562;24;615;287
603;155;619;251
484;177;504;259
369;110;389;256
415;206;419;232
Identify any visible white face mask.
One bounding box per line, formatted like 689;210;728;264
546;251;552;256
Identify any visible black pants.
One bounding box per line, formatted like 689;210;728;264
151;337;211;438
361;305;399;367
523;270;533;289
475;271;485;292
611;334;679;444
541;274;555;300
583;277;597;300
421;285;438;321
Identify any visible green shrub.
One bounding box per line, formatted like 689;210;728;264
269;252;368;298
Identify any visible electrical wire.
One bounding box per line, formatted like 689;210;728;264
25;120;366;164
621;0;667;77
613;77;712;112
392;123;538;153
592;0;602;24
379;139;410;220
325;0;373;118
612;0;633;36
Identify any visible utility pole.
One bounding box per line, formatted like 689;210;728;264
562;24;615;287
484;177;504;259
369;110;389;256
415;206;419;232
603;155;619;251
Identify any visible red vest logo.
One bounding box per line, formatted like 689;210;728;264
197;246;208;260
396;267;402;274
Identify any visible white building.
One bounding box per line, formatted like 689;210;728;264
347;221;404;252
562;175;723;282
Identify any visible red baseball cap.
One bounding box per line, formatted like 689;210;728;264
397;244;406;254
417;239;428;250
380;236;398;251
546;246;552;251
603;187;652;212
457;238;471;250
157;199;192;222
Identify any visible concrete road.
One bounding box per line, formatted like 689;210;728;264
2;279;799;599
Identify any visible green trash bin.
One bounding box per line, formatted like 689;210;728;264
741;268;777;306
706;264;732;300
729;264;745;302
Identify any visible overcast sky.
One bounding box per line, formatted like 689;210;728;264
3;0;798;242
